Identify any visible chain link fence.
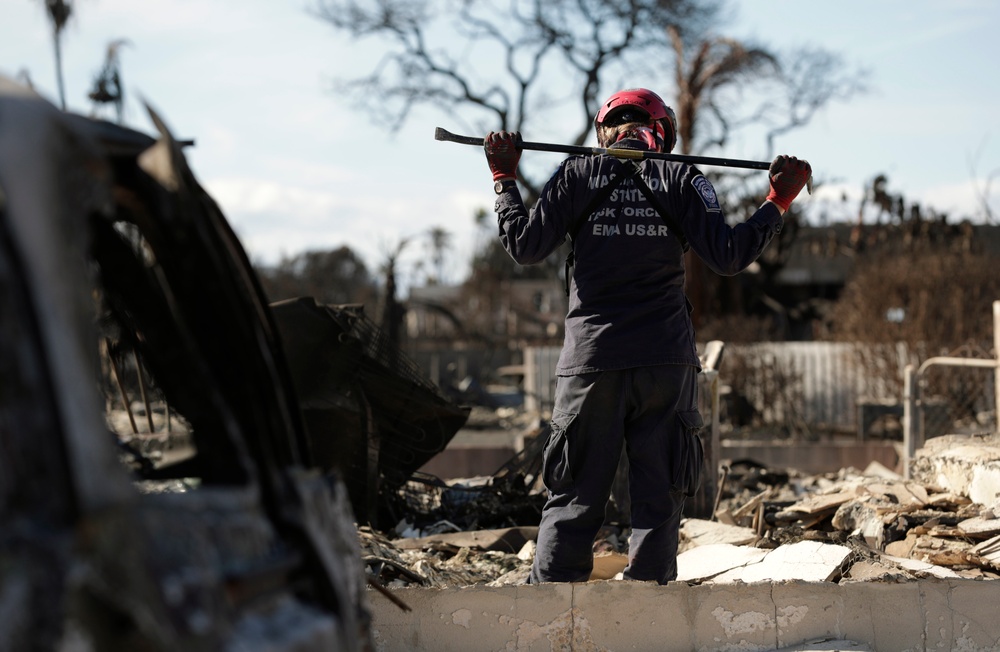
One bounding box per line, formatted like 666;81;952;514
916;347;997;439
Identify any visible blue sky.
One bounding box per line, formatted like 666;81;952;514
4;1;999;287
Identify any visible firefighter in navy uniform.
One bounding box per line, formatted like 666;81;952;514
484;88;811;584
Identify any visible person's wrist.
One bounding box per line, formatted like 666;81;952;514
492;169;517;181
494;178;517;194
764;198;787;215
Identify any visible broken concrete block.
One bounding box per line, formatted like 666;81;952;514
879;553;960;578
910;434;1000;504
884;532;917;558
680;518;757;550
831;501;887;549
925;492;973;509
862;459;901;480
841;560;910;582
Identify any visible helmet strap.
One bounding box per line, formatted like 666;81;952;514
653;121;666;143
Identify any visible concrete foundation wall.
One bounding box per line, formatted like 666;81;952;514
420;439;901;481
722;440;900;476
368;579;1000;651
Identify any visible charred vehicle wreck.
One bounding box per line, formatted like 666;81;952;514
0;75;382;650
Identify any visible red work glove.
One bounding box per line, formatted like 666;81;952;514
484;131;522;181
766;155;812;211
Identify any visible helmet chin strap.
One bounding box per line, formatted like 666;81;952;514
615;126;664;152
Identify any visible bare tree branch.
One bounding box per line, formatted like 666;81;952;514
671;25;779;155
764;48;869;156
312;0;719;197
967;138;998;224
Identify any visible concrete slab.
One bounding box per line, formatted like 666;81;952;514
676;543;769;582
933;578;1000;648
958;515;1000;538
368;579;1000;651
707;542;851;584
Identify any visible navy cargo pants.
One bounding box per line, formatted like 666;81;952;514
529;364;703;585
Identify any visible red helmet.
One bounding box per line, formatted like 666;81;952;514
595;88;677;152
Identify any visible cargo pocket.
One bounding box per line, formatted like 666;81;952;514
672;410;705;497
541;409;576;494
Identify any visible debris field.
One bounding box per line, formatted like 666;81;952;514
359;436;1000;591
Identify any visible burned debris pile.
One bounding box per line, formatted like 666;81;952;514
258;294;553;591
270;297;472;528
701;456;1000;582
1;78;372;650
356;431;550;588
359;525;535;589
360;440;1000;589
397;428;547;531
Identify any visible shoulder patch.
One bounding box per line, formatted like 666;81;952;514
691;175;721;212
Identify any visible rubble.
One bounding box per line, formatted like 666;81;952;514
361;437;1000;592
909;432;1000;503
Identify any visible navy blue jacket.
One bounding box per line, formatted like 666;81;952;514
494;141;782;375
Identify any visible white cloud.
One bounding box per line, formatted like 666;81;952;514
914;179;998;222
206;173;488;286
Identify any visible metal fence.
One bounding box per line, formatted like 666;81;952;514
524;333;999;443
902;301;1000;475
523;342;911;436
720;342;914;437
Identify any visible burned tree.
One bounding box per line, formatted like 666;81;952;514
87;39;131;123
668;24;866;329
312;0;720;200
39;0;73;110
313;0;866;333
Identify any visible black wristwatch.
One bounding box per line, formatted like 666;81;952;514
494;179;516;194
